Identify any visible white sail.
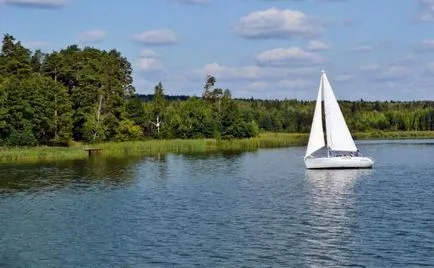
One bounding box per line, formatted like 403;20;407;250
304;71;374;169
322;72;357;152
305;76;325;159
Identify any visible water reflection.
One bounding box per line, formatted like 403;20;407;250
181;150;247;161
302;169;372;266
306;169;372;192
0;156;148;194
176;151;246;179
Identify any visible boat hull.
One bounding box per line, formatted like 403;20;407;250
305;156;374;169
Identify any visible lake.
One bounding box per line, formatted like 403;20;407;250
0;140;433;267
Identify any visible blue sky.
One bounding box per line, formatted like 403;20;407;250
1;0;434;100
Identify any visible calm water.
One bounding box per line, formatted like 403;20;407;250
0;140;434;267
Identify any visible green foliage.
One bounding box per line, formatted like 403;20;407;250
0;34;32;78
1;34;434;148
7;122;36;146
115;119;144;141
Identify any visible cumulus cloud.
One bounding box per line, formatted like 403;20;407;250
184;53;434;100
135;49;163;73
425;61;434;73
306;40;329;51
418;0;434;21
360;62;412;82
139;49;159;58
4;0;68;8
132;29;178;46
189;62;317;81
256;47;324;66
375;65;412;81
357;59;433;100
417;40;434;51
276;79;314;89
22;40;53;49
76;30;106;44
333;74;354;82
136;58;163;72
235;8;322;39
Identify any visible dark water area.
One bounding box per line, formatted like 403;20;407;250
0;140;433;267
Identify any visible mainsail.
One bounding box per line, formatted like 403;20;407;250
322;72;357;152
304;75;325;159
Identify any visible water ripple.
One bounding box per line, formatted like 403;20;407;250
0;143;433;267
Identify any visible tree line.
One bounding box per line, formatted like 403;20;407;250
0;34;433;146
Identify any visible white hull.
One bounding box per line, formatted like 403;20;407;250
305;156;374;169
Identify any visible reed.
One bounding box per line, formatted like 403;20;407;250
353;130;434;140
0;131;433;162
0;146;85;162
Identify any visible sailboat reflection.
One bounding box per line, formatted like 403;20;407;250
300;169;373;265
305;169;372;193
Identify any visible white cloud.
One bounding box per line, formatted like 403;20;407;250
235;8;322;39
245;81;269;91
132;29;178;46
333;74;354;82
256;47;324;66
418;40;434;51
190;62;317;81
418;0;434;21
4;0;68;8
76;30;106;44
360;62;412;82
426;61;434;73
276;79;314;88
379;66;412;81
234;78;316;100
135;49;164;73
179;53;434;100
197;63;265;80
139;49;159;58
22;40;53;49
306;40;329;51
136;58;163;72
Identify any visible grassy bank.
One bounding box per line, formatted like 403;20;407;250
353;130;434;140
0;131;434;162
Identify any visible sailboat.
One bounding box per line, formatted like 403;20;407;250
304;71;374;169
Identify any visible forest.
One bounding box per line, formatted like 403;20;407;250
1;34;434;147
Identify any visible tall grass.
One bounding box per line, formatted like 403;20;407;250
0;131;433;162
353;130;434;140
0;146;85;162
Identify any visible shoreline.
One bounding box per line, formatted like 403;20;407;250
0;131;433;162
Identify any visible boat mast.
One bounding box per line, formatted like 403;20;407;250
321;70;331;158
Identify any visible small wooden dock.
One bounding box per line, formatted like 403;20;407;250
84;148;103;156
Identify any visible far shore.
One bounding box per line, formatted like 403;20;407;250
0;131;434;162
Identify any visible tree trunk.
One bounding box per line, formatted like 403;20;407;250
54;94;58;138
93;94;103;141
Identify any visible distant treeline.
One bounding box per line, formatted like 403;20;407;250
140;93;434;133
137;94;190;102
0;34;433;147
